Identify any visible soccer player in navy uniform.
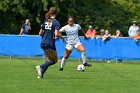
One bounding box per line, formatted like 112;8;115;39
36;7;61;79
19;19;31;35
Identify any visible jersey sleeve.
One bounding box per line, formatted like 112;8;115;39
41;21;45;30
77;24;81;30
59;26;66;32
54;21;60;30
40;24;43;28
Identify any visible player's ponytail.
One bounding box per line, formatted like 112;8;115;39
45;7;57;24
45;12;51;23
49;7;57;16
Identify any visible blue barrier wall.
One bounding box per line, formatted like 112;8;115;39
0;35;140;59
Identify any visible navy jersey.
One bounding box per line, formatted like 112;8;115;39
41;18;60;51
21;24;30;35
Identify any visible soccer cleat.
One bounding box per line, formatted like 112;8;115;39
58;68;63;71
37;76;43;79
83;63;92;67
36;65;43;78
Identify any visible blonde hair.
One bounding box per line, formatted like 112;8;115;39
105;30;109;33
45;7;57;23
45;7;57;19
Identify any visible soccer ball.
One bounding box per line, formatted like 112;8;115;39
77;64;85;72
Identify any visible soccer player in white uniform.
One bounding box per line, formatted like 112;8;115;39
59;17;92;71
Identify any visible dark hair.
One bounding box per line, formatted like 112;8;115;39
131;21;137;25
68;16;74;20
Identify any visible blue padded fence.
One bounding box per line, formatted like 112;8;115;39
0;35;140;59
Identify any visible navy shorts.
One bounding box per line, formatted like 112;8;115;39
41;45;56;51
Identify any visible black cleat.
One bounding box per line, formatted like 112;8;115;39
58;68;63;71
83;63;92;67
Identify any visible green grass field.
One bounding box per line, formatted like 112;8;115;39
0;58;140;93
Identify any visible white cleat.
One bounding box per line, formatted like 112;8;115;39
36;65;43;78
37;76;42;79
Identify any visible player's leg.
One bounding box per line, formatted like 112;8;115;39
59;49;72;71
75;43;92;66
36;50;58;78
41;50;58;73
59;44;73;71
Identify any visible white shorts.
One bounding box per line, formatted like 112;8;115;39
65;42;82;50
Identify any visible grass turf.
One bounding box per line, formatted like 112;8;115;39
0;58;140;93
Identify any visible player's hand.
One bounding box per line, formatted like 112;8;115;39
28;22;30;26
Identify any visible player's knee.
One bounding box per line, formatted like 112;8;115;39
79;47;85;52
64;56;69;59
64;55;69;59
80;49;85;53
83;49;86;52
54;57;58;63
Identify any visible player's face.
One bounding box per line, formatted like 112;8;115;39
68;18;74;26
105;31;109;35
132;23;136;26
25;19;30;24
100;32;104;35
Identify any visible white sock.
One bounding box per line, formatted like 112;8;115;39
81;52;86;64
61;57;67;68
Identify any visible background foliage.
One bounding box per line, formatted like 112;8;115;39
0;0;140;36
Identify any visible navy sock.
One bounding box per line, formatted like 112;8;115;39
40;61;55;75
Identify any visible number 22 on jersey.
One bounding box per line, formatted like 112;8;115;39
45;22;52;30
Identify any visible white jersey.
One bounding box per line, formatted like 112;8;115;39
60;24;81;44
128;26;139;37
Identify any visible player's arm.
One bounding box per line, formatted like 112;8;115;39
55;30;62;37
19;28;23;35
80;29;88;40
78;24;87;40
55;30;67;43
39;24;45;36
54;23;67;43
39;28;43;36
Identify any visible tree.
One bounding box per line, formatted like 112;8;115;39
0;0;140;36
